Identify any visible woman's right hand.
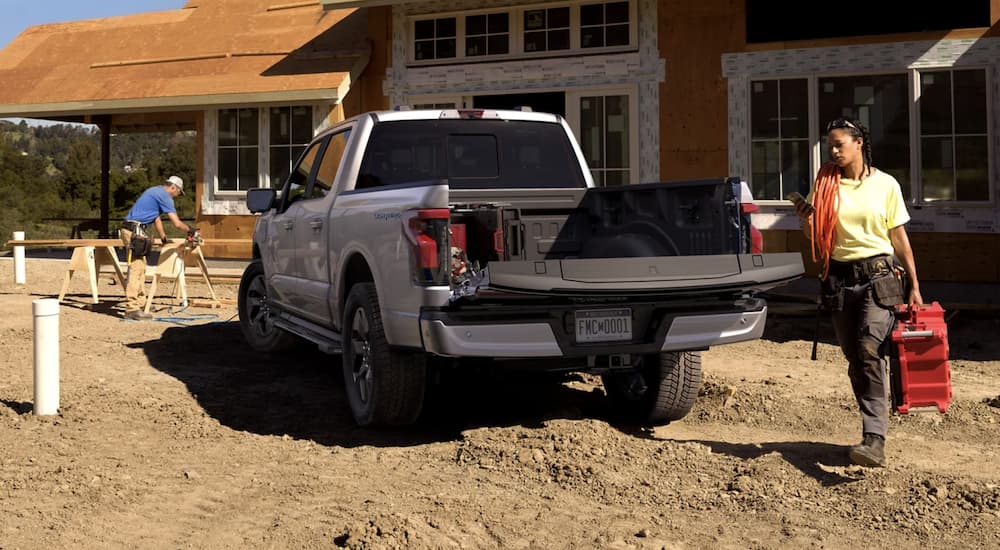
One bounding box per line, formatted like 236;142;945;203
795;204;813;235
794;200;813;220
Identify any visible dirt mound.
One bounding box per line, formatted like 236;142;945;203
1;258;998;549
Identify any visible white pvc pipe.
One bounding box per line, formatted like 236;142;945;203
13;230;25;285
32;298;60;416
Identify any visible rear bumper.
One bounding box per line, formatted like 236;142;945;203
419;299;768;358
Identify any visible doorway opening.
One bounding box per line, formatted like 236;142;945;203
472;91;566;117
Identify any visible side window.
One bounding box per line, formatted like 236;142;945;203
311;130;351;199
279;139;323;212
269;106;314;188
357;136;444;190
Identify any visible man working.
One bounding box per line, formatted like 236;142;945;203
119;175;194;320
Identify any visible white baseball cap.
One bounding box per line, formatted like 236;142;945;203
166;175;185;195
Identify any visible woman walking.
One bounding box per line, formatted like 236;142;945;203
796;117;923;467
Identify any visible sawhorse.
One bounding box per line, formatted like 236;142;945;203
57;246;127;304
144;241;220;313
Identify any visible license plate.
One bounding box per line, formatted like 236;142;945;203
575;308;632;343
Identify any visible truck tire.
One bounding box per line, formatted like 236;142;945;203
342;283;426;427
601;351;702;425
238;260;297;352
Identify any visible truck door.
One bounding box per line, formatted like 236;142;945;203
294;128;352;326
266;139;324;309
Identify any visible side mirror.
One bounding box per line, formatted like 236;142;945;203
246;188;277;213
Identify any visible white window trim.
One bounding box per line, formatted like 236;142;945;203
202;104;327;216
407;0;637;66
725;38;1000;233
566;85;640;185
742;69;994;209
913;67;993;205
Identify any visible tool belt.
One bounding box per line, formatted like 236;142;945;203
122;221;152;258
828;255;893;285
822;254;906;311
121;220;148;232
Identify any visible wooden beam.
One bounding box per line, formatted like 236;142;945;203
7;239;123;247
6;238;251;247
97;115;112;238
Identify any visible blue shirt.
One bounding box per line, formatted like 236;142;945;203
125;185;176;224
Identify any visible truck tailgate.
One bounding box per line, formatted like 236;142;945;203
483;253;804;295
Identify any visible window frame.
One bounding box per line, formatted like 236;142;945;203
746;67;993;208
915;67;991;203
276;136;327;214
211;104;317;198
565;86;640;186
407;0;637;66
409;85;640;186
216;107;261;194
747;77;813;203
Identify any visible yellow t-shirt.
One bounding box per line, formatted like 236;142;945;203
808;168;910;262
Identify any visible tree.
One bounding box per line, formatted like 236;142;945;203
1;123;198;245
63;138;100;206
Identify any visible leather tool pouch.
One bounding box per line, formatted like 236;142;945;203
129;234;152;258
820;274;845;312
870;270;905;310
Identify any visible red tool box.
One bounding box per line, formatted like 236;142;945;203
888;302;952;414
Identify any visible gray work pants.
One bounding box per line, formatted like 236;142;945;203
831;281;894;437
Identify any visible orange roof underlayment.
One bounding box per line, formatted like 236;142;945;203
0;0;370;118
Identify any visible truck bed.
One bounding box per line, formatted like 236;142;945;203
448;178;801;298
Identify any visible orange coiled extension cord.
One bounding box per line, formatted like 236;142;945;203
811;162;841;280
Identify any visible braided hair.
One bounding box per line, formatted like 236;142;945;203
825;117;872;178
810;116;873;278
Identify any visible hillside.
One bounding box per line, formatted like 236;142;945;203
0;119;196;244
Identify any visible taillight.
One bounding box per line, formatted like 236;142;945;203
751;225;763;254
403;209;450;285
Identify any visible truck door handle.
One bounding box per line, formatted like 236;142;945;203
309;220;323;231
282;221;293;230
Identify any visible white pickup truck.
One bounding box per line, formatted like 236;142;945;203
238;108;804;427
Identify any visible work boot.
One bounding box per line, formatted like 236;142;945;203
124;310;153;321
849;433;886;467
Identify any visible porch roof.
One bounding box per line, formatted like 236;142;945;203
0;0;370;120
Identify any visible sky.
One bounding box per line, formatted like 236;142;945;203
0;0;186;48
0;1;186;125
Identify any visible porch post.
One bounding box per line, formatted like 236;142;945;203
96;115;112;238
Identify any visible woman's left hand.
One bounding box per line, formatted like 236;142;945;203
909;286;924;308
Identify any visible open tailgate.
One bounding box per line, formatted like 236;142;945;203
483;253;805;296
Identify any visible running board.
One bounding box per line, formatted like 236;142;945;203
273;314;343;355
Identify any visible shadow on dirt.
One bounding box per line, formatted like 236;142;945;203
56;298;127;320
670;438;861;486
763;304;1000;361
1;399;33;415
761;309;839;347
128;321;613;447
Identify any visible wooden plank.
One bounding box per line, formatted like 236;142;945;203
189;298;236;309
6;238;251;247
7;239;123;247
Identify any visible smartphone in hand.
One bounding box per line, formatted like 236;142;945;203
787;192;815;215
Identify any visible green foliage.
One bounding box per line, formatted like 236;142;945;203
0;121;196;249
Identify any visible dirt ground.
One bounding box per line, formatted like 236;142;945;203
0;256;998;550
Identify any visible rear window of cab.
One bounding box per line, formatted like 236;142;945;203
356;120;587;190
